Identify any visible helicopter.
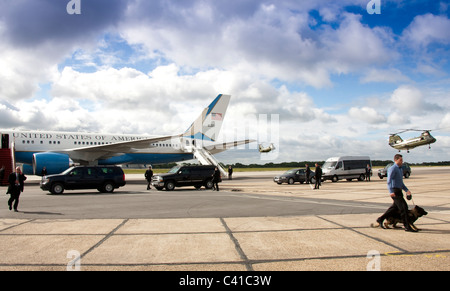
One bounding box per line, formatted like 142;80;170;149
259;143;276;153
389;129;437;153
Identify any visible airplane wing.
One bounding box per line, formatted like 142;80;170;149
59;134;182;162
204;139;256;155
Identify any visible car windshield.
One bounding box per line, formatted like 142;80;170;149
323;162;337;169
61;167;75;175
168;166;181;174
284;170;296;174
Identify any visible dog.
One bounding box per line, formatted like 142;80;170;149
371;205;428;231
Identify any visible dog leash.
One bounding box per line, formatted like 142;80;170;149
409;195;416;207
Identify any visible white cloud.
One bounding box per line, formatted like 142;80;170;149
361;68;410;83
389;85;442;114
349;107;387;124
403;13;450;48
0;1;449;164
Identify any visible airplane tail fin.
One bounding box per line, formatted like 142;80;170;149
183;94;231;142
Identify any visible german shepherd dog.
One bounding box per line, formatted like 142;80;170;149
371;206;428;231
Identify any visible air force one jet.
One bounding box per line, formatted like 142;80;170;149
0;94;253;176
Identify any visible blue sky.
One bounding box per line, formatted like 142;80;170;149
0;0;449;164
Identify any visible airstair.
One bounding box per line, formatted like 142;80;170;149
0;148;14;186
0;134;15;186
192;147;228;178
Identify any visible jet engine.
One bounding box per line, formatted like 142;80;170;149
33;153;71;176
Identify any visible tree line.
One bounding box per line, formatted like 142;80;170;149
148;160;450;169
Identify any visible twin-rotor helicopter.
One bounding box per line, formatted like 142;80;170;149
389;129;437;153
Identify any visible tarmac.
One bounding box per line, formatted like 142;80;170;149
0;167;449;271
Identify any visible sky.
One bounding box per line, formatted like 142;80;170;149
0;0;450;164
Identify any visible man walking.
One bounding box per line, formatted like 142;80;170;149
212;167;221;191
376;154;416;232
7;167;27;212
145;166;153;190
314;163;322;189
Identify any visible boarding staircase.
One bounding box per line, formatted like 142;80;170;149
0;148;14;186
192;147;228;178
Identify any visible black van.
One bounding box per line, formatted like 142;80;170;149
151;165;216;191
40;166;126;194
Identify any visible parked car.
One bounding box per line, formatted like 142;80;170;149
273;168;316;185
40;166;126;194
378;163;412;179
151;165;216;191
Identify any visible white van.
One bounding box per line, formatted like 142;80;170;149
322;156;372;182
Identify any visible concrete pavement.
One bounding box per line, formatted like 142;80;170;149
0;167;449;271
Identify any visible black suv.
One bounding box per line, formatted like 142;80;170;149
40;166;126;194
151;165;216;191
378;163;412;179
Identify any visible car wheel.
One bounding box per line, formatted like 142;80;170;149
165;181;175;191
404;172;410;179
103;182;115;193
358;174;365;181
205;179;214;189
51;183;64;194
332;176;338;183
288;178;294;185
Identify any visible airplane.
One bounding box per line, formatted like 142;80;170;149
259;143;275;153
389;129;437;153
0;94;254;176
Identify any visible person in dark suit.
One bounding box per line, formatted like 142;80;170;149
7;167;27;212
145;166;153;190
212;167;221;191
314;163;322;190
305;164;311;184
365;164;371;182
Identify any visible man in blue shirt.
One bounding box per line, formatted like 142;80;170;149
377;154;416;232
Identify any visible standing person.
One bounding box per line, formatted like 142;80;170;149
145;166;153;190
365;164;371;182
212;167;221;191
314;163;322;190
7;167;27;212
41;166;48;177
376;154;416;232
305;164;311;184
228;166;233;180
